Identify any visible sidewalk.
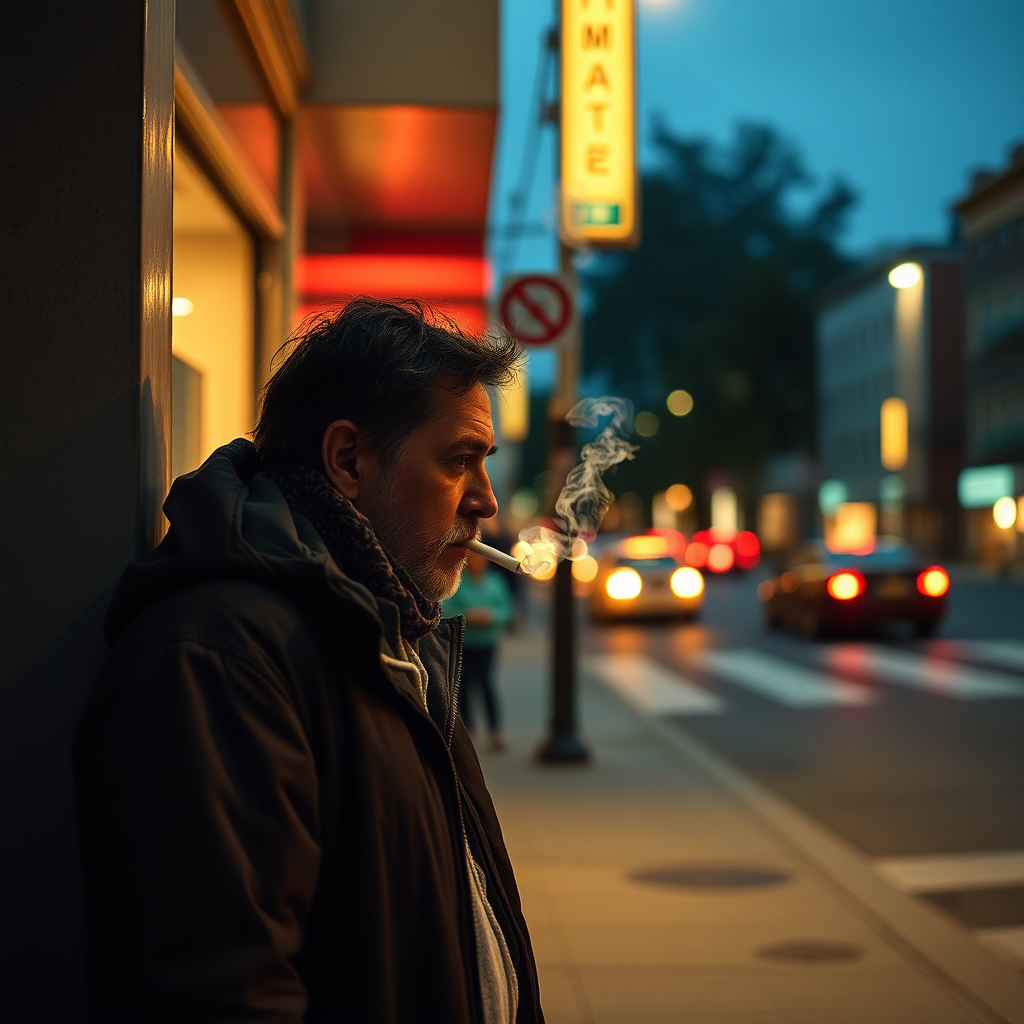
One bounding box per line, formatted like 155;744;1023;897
476;625;1024;1024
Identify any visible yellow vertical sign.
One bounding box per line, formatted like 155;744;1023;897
560;0;638;248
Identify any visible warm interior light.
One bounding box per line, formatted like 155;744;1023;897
621;535;669;559
670;566;704;598
572;555;599;583
827;571;865;600
606;567;642;600
888;262;922;289
827;502;877;554
756;580;774;602
993;496;1018;530
172;297;194;317
665;483;693;511
880;398;908;471
706;543;735;573
666;389;694;416
917;566;949;597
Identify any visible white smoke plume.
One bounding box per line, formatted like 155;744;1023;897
517;397;638;575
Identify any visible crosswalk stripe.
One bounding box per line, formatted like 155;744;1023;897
822;644;1024;699
586;653;724;715
874;850;1024;892
699;649;874;708
929;639;1024;675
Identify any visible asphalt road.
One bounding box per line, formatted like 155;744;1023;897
578;566;1024;944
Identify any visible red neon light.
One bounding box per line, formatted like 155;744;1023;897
298;254;490;301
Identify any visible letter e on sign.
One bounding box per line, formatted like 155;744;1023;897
561;0;638;249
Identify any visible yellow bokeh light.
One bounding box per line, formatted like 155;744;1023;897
666;389;694;416
993;495;1018;530
633;411;660;437
572;555;599;583
620;535;669;559
670;566;704;598
605;567;642;600
665;483;693;512
880;397;908;471
570;538;589;560
172;297;194;317
888;262;922;289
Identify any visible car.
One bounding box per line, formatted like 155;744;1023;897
758;537;950;639
684;528;761;574
589;533;705;622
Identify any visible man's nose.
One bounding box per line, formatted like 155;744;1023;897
461;467;498;520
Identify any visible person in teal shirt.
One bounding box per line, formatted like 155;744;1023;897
443;549;514;750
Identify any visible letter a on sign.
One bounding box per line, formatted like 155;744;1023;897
561;0;638;249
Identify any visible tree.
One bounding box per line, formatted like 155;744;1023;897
581;121;855;523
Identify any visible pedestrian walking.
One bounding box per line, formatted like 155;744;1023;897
443;547;514;751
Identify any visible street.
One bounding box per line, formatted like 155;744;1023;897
578;568;1024;967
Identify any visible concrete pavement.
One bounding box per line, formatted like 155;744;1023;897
474;624;1024;1024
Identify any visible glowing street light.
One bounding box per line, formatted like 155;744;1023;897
888;262;922;289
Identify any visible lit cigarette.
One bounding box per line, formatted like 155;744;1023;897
462;537;525;574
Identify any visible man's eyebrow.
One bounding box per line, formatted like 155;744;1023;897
444;434;497;456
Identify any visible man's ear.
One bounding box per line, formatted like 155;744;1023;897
321;420;363;500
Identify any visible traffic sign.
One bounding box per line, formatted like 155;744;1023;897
499;274;576;347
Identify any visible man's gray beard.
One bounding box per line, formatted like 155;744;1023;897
364;475;477;603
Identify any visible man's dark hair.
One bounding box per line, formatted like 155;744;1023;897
253;298;520;470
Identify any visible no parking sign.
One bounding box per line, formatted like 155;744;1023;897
498;274;576;347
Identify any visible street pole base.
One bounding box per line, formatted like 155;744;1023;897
536;732;591;765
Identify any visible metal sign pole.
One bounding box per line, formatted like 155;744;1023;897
537;19;589;765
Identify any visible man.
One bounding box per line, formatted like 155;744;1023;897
74;300;544;1023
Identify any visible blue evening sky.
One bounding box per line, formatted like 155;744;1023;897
491;0;1024;279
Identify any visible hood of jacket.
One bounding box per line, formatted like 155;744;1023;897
105;439;385;645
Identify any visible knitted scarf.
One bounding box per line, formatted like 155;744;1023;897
264;461;442;640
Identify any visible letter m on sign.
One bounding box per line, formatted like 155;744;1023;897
583;24;611;48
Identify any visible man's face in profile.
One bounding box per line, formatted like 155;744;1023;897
363;383;499;601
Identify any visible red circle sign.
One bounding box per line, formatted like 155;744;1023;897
499;275;573;345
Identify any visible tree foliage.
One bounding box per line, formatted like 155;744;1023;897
581;121;855;518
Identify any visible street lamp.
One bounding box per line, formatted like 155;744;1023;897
888;262;922;289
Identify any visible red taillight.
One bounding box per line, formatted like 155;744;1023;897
685;541;709;568
917;566;949;598
827;570;865;601
735;530;761;569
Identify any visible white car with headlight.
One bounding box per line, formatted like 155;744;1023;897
588;534;704;622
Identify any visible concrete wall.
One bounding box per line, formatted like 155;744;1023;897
0;3;173;1018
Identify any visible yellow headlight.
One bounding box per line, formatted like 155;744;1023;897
670;566;704;598
605;567;642;600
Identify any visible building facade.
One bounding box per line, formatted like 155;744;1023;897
816;248;964;556
953;145;1024;564
1;3;499;1018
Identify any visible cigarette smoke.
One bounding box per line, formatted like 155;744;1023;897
517;397;638;575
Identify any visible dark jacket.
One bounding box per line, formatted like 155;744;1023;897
74;441;544;1024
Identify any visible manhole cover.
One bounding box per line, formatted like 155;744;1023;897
628;865;792;889
757;940;863;964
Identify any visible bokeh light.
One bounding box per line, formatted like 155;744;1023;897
606;567;642;600
172;297;194;317
888;262;922;289
633;411;660;436
665;483;693;511
993;495;1017;529
670;566;704;598
572;555;599;583
666;389;694;416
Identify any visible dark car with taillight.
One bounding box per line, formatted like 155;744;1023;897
758;538;949;639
